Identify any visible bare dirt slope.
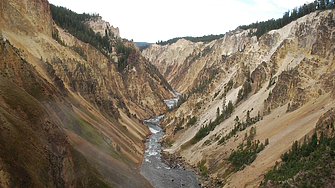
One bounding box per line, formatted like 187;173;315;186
225;95;334;187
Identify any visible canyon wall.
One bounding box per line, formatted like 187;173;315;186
0;0;173;187
143;10;335;187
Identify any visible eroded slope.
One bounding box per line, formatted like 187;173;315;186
0;0;174;187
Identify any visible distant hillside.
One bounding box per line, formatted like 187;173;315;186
156;34;225;46
135;42;154;51
135;42;153;46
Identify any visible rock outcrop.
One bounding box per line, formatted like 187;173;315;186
85;16;120;38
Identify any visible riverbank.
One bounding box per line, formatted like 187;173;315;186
140;114;200;188
160;149;223;188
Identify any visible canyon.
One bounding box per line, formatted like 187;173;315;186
0;0;335;187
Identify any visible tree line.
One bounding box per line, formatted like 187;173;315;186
50;4;112;56
50;4;137;72
156;0;335;47
239;0;335;38
156;34;225;46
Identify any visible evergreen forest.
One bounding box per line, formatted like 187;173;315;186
156;34;225;46
50;4;135;72
261;128;335;187
50;4;112;56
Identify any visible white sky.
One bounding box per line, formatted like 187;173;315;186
48;0;312;43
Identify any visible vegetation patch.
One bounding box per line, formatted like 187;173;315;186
174;118;185;134
50;4;112;57
197;159;208;176
229;137;268;170
224;80;234;94
261;129;335;187
236;81;252;104
116;43;134;72
191;100;234;144
218;109;262;145
187;116;197;127
52;29;66;46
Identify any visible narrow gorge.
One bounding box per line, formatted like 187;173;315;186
140;97;199;188
1;0;335;188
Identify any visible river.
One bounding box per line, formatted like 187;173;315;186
140;97;200;188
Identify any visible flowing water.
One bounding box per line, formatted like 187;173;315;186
141;97;200;188
163;90;181;109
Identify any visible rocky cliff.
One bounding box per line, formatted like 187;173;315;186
85;16;120;38
0;0;173;187
143;10;335;187
143;29;256;93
